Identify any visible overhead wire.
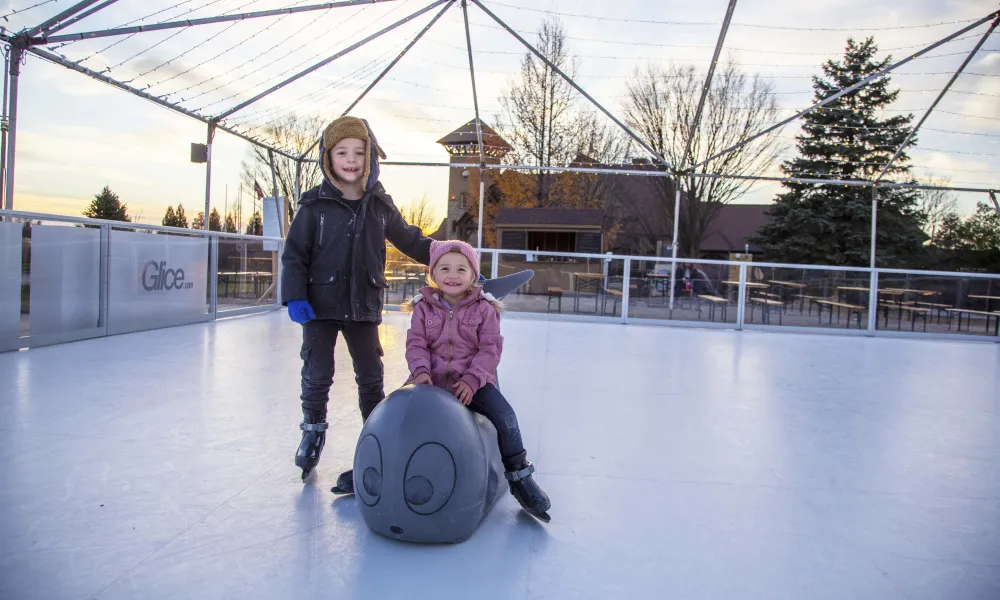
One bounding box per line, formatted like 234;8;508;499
161;0;356;101
484;2;983;32
226;36;411;127
1;0;58;23
190;0;415;113
144;4;306;90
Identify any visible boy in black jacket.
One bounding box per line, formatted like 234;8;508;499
280;116;432;492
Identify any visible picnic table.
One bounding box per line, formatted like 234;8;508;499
765;280;809;312
969;294;1000;312
568;272;605;313
815;299;866;329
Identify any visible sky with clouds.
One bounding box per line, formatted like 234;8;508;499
1;0;997;227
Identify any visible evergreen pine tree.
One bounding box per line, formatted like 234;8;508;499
224;213;238;233
208;208;223;232
192;212;206;230
82;186;131;221
162;206;178;227
175;203;189;228
751;37;926;267
246;211;263;236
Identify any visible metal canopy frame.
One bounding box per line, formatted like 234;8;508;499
0;0;996;244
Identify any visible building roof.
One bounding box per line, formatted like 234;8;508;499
568;153;602;168
700;204;770;253
428;218;448;241
436;119;512;156
495;208;605;227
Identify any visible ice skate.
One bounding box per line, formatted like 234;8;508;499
330;468;354;494
505;461;551;523
295;419;328;481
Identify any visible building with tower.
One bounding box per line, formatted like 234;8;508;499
435;119;512;242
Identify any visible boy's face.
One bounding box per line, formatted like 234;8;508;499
330;137;366;184
432;252;475;298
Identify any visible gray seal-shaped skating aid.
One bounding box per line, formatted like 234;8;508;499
353;384;506;544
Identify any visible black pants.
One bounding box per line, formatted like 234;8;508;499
469;383;527;471
300;320;384;422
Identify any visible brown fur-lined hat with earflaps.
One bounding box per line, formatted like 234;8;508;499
320;116;387;195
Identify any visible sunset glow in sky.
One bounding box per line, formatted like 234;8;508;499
2;0;996;226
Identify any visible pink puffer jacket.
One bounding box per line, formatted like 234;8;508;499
405;286;503;393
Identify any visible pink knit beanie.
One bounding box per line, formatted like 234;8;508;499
429;240;480;280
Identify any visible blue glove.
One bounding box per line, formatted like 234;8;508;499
287;300;315;324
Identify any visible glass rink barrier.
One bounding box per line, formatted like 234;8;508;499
474;248;1000;343
2;209;998;352
0;210;284;352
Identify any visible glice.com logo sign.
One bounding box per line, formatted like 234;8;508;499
141;260;194;291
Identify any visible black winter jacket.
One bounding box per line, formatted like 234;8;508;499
280;179;432;323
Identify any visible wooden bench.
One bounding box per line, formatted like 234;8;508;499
945;308;1000;334
602;289;624;315
801;294;828;316
913;301;951;323
749;297;784;325
697;294;728;322
754;291;782;301
897;305;930;332
878;302;931;331
814;299;865;329
547;287;565;313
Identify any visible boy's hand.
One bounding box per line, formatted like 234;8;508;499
452;381;474;405
287;300;315;325
412;372;432;386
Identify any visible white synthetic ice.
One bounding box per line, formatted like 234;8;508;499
1;311;998;599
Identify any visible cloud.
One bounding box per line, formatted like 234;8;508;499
14;0;1000;229
957;53;1000;125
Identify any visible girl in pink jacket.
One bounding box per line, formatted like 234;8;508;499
404;240;551;522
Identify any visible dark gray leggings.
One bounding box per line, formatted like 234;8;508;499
469;383;527;470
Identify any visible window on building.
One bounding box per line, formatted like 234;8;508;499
527;231;576;257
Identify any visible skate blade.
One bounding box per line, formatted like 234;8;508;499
330;485;353;495
301;468;313;481
522;508;550;523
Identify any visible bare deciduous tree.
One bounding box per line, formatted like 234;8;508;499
623;59;783;256
494;16;626;207
399;194;440;234
918;176;959;239
240;114;325;225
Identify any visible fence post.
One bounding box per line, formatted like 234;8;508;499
209;235;219;320
275;240;283;307
621;258;631;324
866;268;878;336
99;223;110;336
736;262;747;330
491;249;499;280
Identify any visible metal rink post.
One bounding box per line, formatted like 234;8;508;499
209;235;219;319
736;262;748;330
621;258;631;324
99;223;110;335
866;269;879;335
204;122;215;228
668;184;681;311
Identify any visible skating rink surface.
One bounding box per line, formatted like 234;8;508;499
2;311;999;600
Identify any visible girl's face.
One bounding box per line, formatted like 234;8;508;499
432;252;475;298
330;138;366;184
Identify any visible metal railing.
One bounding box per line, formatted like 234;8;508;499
422;247;996;343
3;208;998;350
1;209;284;351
